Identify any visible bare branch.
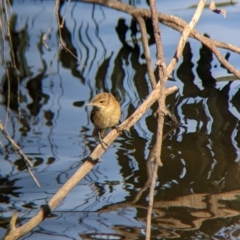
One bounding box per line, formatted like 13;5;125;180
146;0;169;237
83;0;240;77
146;0;206;239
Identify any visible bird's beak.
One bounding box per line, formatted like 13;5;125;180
86;102;93;107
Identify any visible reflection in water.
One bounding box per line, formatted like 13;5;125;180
1;0;240;239
197;34;216;88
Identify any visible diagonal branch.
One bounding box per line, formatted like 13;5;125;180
3;85;178;240
83;0;240;78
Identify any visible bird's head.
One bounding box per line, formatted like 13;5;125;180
86;92;112;110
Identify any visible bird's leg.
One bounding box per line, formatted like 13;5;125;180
98;130;108;150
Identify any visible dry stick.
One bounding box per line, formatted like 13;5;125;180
83;0;240;78
146;0;207;239
166;0;210;70
159;15;240;77
150;0;168;167
55;0;86;67
3;86;178;240
47;0;85;75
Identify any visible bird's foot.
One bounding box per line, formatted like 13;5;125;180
114;124;130;134
98;131;108;150
87;156;102;163
100;139;108;150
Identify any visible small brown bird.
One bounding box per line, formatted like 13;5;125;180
87;92;121;147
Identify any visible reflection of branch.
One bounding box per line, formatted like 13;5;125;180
93;189;240;238
154;190;240;231
83;0;240;78
130;159;153;204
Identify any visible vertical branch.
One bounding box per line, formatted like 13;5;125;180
136;3;175;239
146;0;206;239
146;0;168;238
148;0;168;165
149;1;167;79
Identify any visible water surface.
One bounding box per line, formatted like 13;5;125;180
0;0;240;239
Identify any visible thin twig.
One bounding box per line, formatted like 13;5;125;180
0;121;33;167
0;121;41;188
60;0;72;28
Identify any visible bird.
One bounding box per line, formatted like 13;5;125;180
86;92;121;148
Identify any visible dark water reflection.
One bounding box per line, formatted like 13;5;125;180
1;0;240;239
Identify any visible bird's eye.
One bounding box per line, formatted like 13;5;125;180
100;100;104;103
